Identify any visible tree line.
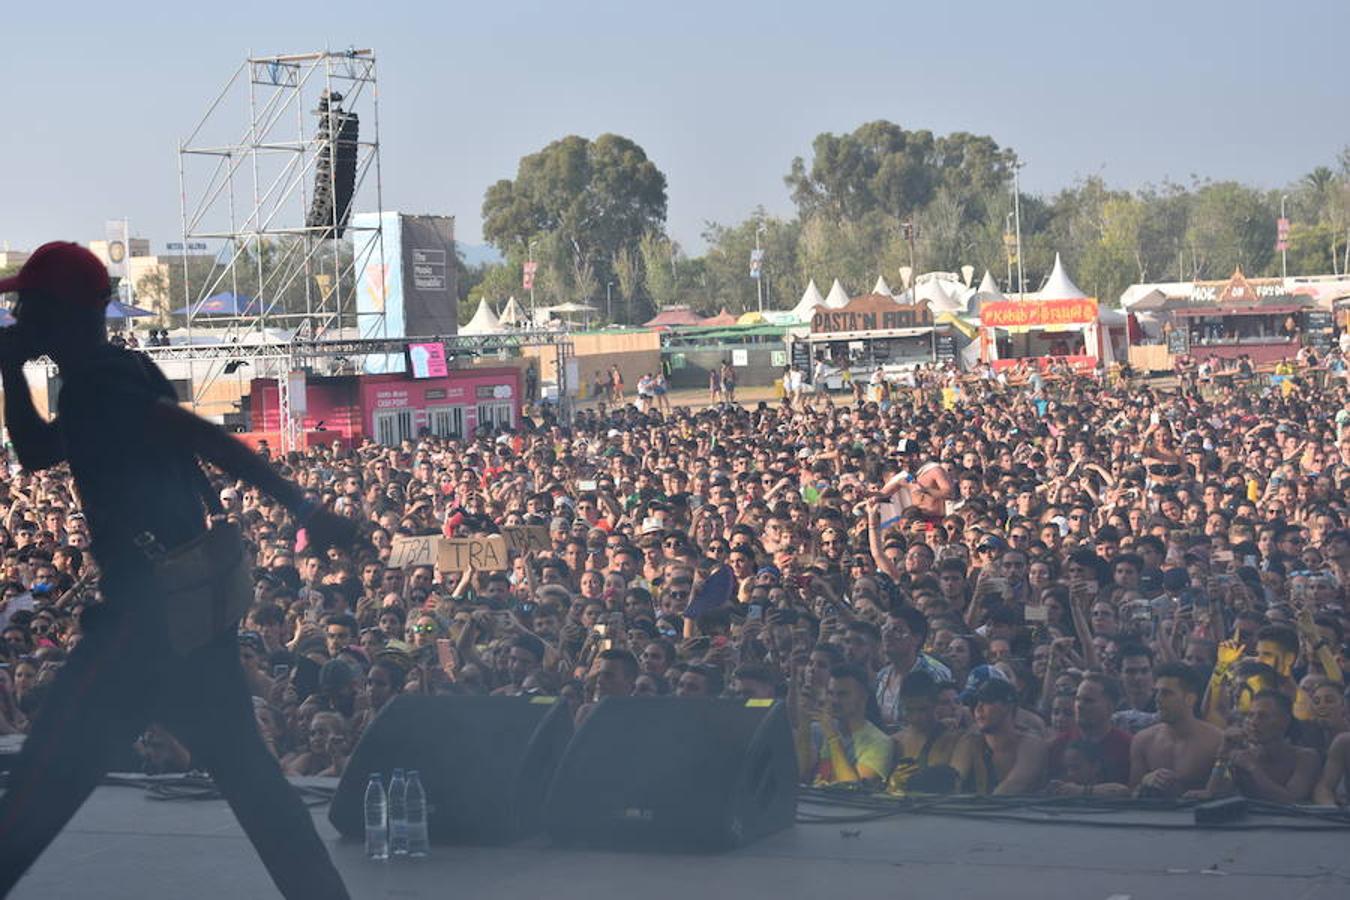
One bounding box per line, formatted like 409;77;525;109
457;122;1350;326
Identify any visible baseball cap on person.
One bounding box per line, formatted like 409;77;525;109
973;677;1019;706
0;242;112;309
959;664;1011;705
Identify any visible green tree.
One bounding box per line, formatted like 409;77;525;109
639;231;679;311
481;133;667;300
611;246;641;323
1185;181;1275;277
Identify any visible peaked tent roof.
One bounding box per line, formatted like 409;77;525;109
498;296;528;326
823;279;851;309
873;275;893;296
644;306;704;328
976;270;1005;299
460;298;501;335
926;280;967;315
1038;253;1088;300
791;279;826;319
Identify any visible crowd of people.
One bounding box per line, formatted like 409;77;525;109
3;351;1350;805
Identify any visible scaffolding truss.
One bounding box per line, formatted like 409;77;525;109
176;49;387;373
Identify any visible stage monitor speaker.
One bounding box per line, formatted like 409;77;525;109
329;694;572;845
542;697;796;851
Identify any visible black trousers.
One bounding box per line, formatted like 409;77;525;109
0;594;350;899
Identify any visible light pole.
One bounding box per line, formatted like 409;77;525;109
1005;212;1015;289
606;281;613;322
527;239;537;316
1012;164;1026;301
754;221;766;312
1280;194;1289;280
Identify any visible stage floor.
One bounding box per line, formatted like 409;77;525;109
7;779;1349;899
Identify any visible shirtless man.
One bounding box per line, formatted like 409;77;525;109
878;437;953;522
1130;662;1222;798
1193;691;1318;803
954;678;1047;795
1313;731;1350;805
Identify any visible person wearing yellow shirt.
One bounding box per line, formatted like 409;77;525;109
797;664;893;788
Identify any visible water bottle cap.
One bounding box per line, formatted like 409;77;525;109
392;768;404;776
407;770;419;777
369;772;382;780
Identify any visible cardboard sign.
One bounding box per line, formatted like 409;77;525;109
501;526;551;555
438;535;509;572
388;536;440;570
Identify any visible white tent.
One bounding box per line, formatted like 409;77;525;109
897;274;974;313
823;278;851;309
1036;253;1088;300
792;279;826;320
460;298;501;335
971;270;1007;314
498;296;528;327
926;280;968;315
872;275;893;297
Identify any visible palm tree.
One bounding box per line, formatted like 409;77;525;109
1302;166;1337;222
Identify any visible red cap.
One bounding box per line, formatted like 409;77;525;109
0;241;111;308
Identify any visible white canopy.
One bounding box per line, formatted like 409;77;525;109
498;295;528;327
970;269;1007;313
926;280;968;315
1037;253;1088;300
823;278;851;309
792;279;826;319
976;270;1004;299
872;275;893;297
460;297;501;335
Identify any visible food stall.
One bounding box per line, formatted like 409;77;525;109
789;292;943;386
1167;269;1311;364
977;255;1125;371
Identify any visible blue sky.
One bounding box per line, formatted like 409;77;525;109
2;0;1346;257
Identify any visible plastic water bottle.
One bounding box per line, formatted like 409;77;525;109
405;770;429;858
363;773;388;860
388;768;408;856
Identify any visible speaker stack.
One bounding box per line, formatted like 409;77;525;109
305;90;360;241
329;695;797;852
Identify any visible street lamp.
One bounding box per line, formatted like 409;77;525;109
527;239;537;316
1280;195;1289;280
1012;163;1026;301
755;221;767;312
606;281;613;322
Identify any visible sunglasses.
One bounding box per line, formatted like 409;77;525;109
412;623;438;634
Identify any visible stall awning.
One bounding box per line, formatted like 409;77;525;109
805;327;935;342
1171;304;1307;317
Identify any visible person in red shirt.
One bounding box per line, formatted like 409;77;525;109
1047;673;1132;795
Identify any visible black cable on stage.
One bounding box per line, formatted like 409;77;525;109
793;787;1350;830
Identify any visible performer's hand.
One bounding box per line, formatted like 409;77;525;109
303;509;358;552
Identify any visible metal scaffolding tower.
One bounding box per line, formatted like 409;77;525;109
176;49;387;413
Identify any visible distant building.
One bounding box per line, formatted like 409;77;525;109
0;248;30;270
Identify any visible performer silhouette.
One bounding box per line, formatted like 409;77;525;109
0;243;352;898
